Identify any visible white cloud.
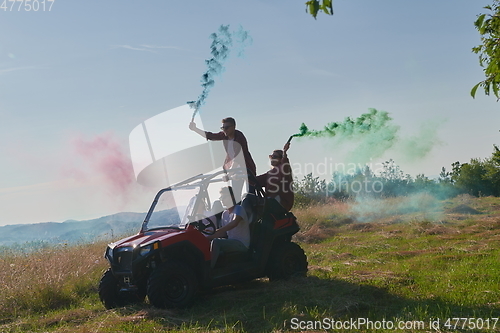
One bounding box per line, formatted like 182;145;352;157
0;66;36;75
110;44;156;53
140;44;182;50
110;44;182;53
306;68;339;77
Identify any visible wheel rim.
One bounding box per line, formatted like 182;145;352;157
283;254;301;276
163;274;188;301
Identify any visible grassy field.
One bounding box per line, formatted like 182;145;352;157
1;194;500;332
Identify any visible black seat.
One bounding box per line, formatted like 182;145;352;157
240;194;269;252
240;193;260;225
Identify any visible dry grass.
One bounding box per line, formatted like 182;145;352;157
293;199;351;226
0;240;109;321
293;199;352;243
294;223;338;243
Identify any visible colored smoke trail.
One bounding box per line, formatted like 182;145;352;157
63;132;135;194
293;109;396;140
396;119;443;162
292;108;441;164
189;25;252;118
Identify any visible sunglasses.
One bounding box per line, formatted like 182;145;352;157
269;154;283;159
220;125;233;130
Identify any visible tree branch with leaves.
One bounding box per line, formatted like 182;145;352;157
471;1;500;99
305;0;333;19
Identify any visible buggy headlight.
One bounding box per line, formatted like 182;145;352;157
140;242;159;256
139;245;152;256
106;246;114;260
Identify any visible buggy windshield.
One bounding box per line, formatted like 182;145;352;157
142;169;250;232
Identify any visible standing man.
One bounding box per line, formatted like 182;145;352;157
189;117;257;197
256;142;294;211
189;117;256;175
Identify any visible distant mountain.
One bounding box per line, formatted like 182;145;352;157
0;209;180;247
0;212;144;246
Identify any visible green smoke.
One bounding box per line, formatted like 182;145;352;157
294;109;394;139
396;119;444;162
350;193;443;223
189;25;252;118
293;108;445;164
294;109;400;163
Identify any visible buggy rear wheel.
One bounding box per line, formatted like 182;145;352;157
267;242;308;281
147;261;198;308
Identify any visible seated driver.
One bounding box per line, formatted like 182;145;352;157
206;186;250;268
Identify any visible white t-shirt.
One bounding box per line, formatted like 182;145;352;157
226;138;244;170
221;205;250;248
226;138;235;168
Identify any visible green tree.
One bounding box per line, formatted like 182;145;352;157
379;159;405;181
414;174;434;189
450;145;500;196
454;160;491;196
471;1;500;99
293;173;327;206
484;145;500;192
438;167;452;184
375;159;412;197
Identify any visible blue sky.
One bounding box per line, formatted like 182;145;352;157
0;0;498;225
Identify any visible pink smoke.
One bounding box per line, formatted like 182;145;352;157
63;132;135;194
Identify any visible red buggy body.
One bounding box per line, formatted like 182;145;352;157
99;169;308;309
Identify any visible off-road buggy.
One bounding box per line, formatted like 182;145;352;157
98;168;308;309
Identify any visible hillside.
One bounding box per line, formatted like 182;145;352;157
1;194;500;332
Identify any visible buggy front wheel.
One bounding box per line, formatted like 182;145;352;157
99;269;126;309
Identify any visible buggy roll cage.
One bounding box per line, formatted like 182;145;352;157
139;168;263;234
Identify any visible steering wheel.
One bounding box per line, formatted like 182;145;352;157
194;215;216;235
